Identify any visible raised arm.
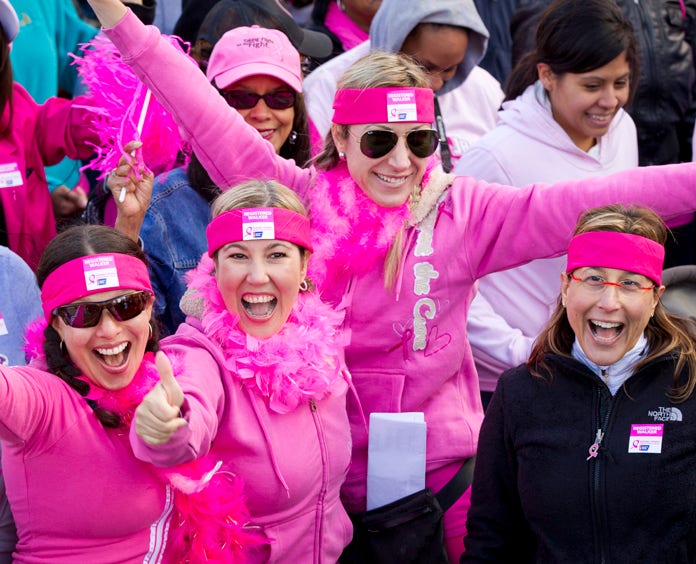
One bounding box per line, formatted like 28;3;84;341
84;1;314;199
84;0;127;27
452;161;696;280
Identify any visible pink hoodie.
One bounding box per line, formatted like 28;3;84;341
0;85;98;270
131;262;353;562
104;9;696;536
0;364;170;563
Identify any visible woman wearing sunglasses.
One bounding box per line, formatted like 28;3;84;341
0;140;262;560
463;204;696;562
0;225;168;561
140;23;312;335
83;1;696;560
133;180;353;562
0;223;262;561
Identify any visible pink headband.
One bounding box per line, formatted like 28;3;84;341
566;231;665;284
332;87;435;125
207;207;313;256
41;253;154;323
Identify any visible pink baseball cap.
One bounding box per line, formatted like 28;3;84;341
0;0;19;42
206;25;303;92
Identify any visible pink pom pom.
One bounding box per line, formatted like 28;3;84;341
164;461;267;563
71;34;190;178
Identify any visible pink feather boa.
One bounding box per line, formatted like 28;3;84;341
23;319;265;563
184;255;349;414
306;161;440;287
71;34;190;178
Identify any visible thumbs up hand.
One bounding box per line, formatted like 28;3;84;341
134;351;187;446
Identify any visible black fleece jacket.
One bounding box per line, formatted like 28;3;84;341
462;353;696;563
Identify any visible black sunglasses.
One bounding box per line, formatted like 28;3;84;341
221;89;297;110
53;291;152;329
357;129;440;159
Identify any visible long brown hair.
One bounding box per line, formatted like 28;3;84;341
528;205;696;402
505;0;638;103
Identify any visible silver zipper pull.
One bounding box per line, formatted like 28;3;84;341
587;429;604;461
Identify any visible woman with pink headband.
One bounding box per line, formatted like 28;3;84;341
0;221;261;561
132;180;353;561
83;1;696;559
463;204;696;562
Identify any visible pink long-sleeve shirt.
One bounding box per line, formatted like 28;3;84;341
0;364;171;563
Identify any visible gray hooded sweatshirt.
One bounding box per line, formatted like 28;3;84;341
369;0;490;95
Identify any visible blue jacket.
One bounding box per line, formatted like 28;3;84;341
0;246;41;366
140;167;211;335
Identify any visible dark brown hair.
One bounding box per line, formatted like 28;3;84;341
505;0;638;103
36;225;159;427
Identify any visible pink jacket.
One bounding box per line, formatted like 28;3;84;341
0;85;98;270
133;320;353;563
0;364;170;563
105;9;696;522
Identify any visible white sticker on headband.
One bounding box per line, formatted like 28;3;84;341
82;255;120;291
242;209;275;241
386;90;417;122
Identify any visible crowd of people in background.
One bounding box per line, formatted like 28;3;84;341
0;0;696;561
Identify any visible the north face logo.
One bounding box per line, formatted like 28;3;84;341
647;407;683;421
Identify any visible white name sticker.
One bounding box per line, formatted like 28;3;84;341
0;163;23;188
83;255;120;291
628;423;663;454
242;209;275;241
386;90;417;122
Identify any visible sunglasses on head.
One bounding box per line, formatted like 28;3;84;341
355;129;440;159
221;89;297;110
53;291;152;329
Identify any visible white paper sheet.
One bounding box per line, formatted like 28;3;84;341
366;412;427;510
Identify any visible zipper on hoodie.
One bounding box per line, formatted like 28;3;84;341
310;398;329;564
589;381;616;564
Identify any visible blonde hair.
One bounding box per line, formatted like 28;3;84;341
314;51;431;170
211;179;308;218
529;204;696;402
313;52;431;289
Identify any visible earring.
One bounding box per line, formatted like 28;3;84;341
299;279;309;292
59;339;67;355
288;130;298;145
148;322;153;339
338;151;345;159
561;299;566;308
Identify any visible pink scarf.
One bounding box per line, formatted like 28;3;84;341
306;161;448;289
307;162;412;286
184;255;350;414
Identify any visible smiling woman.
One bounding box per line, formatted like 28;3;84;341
131;179;354;562
463;204;696;562
0;223;261;562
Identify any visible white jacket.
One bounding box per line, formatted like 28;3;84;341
456;81;638;391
